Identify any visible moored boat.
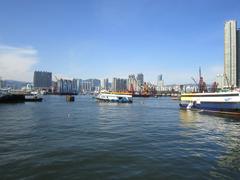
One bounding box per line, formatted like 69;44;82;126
0;94;25;103
0;89;25;103
96;91;133;103
179;91;240;115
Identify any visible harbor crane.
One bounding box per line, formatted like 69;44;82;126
191;77;198;86
54;75;60;82
223;73;230;89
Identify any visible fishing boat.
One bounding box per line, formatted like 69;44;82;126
96;91;133;103
179;91;240;115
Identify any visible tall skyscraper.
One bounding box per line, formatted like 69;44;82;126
157;74;164;91
33;71;52;89
237;29;240;86
102;78;109;90
137;73;144;86
224;20;240;87
157;75;163;81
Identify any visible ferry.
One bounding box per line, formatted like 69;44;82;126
96;91;133;103
24;91;43;102
179;91;240;115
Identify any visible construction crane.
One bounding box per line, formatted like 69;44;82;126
199;67;202;79
191;77;200;92
54;75;59;82
224;73;230;88
191;77;198;86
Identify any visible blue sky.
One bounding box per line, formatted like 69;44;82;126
0;0;239;84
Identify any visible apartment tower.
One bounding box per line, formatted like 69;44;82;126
224;20;240;87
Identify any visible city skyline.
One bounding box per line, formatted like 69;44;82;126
0;0;240;84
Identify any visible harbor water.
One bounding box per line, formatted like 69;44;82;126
0;96;240;179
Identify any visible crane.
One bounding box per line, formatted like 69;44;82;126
199;67;202;79
54;75;59;82
224;73;230;88
191;77;198;86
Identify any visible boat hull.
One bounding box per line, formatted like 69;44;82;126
96;97;132;103
0;94;25;103
179;92;240;115
180;102;240;114
24;98;43;102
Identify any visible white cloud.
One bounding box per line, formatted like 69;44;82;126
0;44;38;81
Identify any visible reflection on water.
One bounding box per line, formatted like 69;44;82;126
180;109;240;178
179;110;201;124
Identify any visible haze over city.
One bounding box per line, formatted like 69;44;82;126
0;0;240;84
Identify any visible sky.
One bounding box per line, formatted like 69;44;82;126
0;0;240;84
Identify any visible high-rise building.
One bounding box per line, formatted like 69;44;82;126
157;74;164;91
0;77;4;89
81;80;92;92
137;73;144;86
224;20;240;87
237;29;240;86
33;71;52;89
158;75;163;81
72;79;78;93
102;78;109;90
57;79;78;94
112;78;127;91
127;74;138;92
85;79;101;91
74;79;83;92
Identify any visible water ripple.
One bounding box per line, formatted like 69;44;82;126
0;96;240;179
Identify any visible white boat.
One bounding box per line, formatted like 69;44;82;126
25;91;43;102
179;91;240;115
96;91;133;103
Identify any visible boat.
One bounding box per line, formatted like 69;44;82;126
96;91;133;103
179;91;240;115
24;92;43;102
0;93;25;103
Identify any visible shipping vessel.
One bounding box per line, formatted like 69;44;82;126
179;91;240;115
96;91;133;103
